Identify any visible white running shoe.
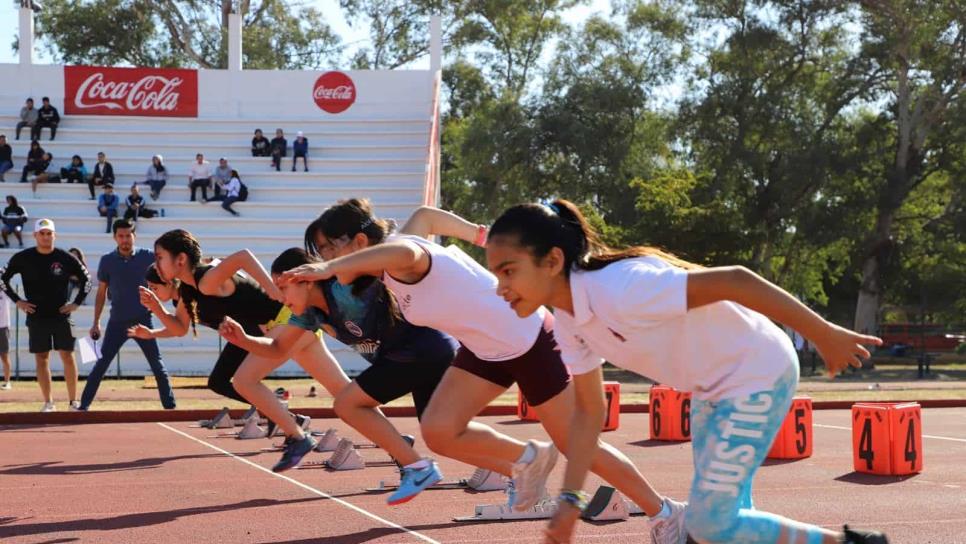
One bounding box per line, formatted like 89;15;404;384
1;382;11;390
41;401;56;412
650;498;688;544
510;440;558;512
69;401;82;411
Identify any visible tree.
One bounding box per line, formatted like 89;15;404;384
32;0;342;69
850;0;966;334
673;0;885;310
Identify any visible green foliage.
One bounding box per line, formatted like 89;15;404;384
33;0;342;69
23;0;964;328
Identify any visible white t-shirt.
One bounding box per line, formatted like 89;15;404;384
188;162;211;180
554;256;797;400
224;177;241;198
0;290;9;328
382;235;546;361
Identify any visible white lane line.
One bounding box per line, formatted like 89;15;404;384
814;423;966;443
157;422;440;544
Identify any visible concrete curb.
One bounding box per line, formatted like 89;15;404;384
3;399;966;425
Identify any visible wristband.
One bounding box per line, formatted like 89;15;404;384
474;224;488;247
557;489;589;511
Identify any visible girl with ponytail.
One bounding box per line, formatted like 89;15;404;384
128;229;321;472
278;202;687;542
485;199;887;544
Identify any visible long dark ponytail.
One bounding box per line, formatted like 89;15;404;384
488;199;700;275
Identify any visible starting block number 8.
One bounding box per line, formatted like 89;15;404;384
852;402;922;476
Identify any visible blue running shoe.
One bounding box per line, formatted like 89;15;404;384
387;461;443;506
272;434;317;473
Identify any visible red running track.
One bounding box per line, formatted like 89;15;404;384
2;410;965;543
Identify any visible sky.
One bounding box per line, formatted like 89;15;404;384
0;0;612;66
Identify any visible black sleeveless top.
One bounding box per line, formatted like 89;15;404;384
178;264;282;332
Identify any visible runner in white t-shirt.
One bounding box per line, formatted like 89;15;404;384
484;199;889;544
279;201;688;544
0;289;10;389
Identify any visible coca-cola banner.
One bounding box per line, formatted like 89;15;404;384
313;71;356;114
64;65;199;117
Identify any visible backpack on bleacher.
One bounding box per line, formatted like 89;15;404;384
237;180;249;202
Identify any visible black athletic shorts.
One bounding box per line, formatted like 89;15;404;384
26;315;75;353
355;352;453;420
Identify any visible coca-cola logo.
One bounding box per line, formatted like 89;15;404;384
75;73;183;112
313;71;356;114
64;66;198;118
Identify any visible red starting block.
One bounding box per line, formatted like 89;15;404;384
648;385;691;441
517;381;621;431
767;397;813;459
852;402;922;476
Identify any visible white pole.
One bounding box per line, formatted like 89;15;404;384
228;12;242;71
430;15;442;72
19;6;34;66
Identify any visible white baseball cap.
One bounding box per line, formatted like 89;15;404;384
297;131;304;137
34;218;55;232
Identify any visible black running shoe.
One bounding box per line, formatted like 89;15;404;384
844;525;889;544
272;435;317;473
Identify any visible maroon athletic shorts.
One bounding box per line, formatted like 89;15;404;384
452;311;571;406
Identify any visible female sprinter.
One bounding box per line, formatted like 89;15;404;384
129;230;317;471
484;200;889;544
220;241;457;504
278;200;688;544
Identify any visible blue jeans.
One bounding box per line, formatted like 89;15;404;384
684;364;825;544
0;160;12;179
208;194;239;215
147;179;166;197
80;315;176;410
99;208;117;232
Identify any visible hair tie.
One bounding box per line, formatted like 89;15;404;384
359;216;374;232
543;202;560;216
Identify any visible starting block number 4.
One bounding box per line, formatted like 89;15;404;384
649;385;691;441
518;382;621;431
852;402;922;476
767;397;813;460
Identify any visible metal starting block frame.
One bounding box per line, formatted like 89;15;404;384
195;407;232;429
367;467;506;493
454;486;643;522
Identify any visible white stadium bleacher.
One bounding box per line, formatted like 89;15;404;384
0;64;439;377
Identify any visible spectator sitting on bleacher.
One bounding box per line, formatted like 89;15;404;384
19;140;44;182
143;155;167;200
36;97;60;141
0;135;12;182
1;195;27;248
60;155;87;184
123;184;159;221
251;128;271;157
292;131;308;172
15;98;37;141
188;153;212;202
207;169;242;216
270;128;286;171
28;152;56;195
89;151;115;200
212;157;231;198
97;183;120;233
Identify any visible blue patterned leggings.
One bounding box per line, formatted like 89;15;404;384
685;365;827;543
